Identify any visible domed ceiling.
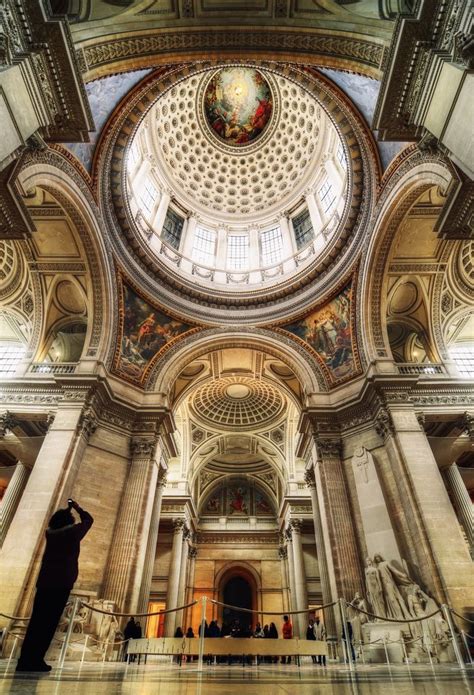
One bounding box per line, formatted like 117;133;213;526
142;66;330;219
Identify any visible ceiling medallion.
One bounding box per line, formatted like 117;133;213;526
203;67;273;147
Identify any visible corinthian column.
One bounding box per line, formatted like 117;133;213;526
290;519;308;639
176;528;190;630
103;436;159;614
305;467;337;638
315;437;364;601
443;463;474;551
137;466;167;615
285;526;297;616
0;462;31;547
164;518;186;636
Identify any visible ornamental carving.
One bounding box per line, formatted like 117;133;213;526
130;438;156;457
316;438;342;458
374;408;394;440
304;469;316;489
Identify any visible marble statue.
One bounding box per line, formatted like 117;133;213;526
372;554;412;621
348;592;368;644
364;557;386;620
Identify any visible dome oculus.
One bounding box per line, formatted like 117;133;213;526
203;67;273;147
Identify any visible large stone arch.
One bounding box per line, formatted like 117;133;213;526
359;149;456;364
14;149;116;365
147;327;328;398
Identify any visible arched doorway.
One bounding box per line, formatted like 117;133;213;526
222;576;253;628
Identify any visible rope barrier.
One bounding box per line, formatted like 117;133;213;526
209;598;337;616
79;599;198;618
450;609;474;625
346;601;441;624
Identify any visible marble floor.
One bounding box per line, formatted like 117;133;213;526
0;661;472;695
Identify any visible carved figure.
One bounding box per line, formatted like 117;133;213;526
348;592;368;644
373;554;412;620
364;557;386;620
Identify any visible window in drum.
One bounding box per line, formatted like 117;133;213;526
337;142;347;169
128;140;140;172
292;208;314;249
192;227;216;266
260;227;283;266
448;345;474;378
161;208;184;250
319;179;336;214
0;342;26;376
139;177;158;216
227;235;249;270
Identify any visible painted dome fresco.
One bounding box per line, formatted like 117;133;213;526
202;67;274;147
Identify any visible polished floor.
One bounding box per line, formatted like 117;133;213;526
0;661;473;695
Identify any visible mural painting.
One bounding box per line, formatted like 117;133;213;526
201;481;274;517
203;67;273;146
116;283;194;384
282;282;359;384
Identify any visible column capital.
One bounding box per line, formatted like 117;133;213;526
0;411;17;438
157;470;168;488
188;546;197;559
79;406;98;441
130;436;157;458
278;545;288;560
374;407;395;440
172;517;186;533
461;411;474;440
304;468;316;489
290;518;303;534
316;437;342;458
284;525;292;542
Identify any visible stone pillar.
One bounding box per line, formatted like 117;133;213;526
315;437;364;601
443;463;474;551
0;462;31;547
284;526;297;617
102;436;159;614
290;519;308;638
152;189;171;235
164;518;186;636
185;545;197;628
136;466;167;615
0;403;91;624
176;527;190;630
279;214;296;256
305;191;325;254
380;405;473;612
278;544;291;613
305;468;337;638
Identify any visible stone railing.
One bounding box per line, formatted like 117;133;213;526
395;363;445;376
29;362;78;375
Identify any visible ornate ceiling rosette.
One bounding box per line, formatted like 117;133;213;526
97;60;380;326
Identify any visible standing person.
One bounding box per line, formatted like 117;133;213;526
342;621;355;663
16;499;93;673
134;620;142;640
281;615;293;665
313;615;327;666
268;622;278;663
306;618;317;663
124;617;136;662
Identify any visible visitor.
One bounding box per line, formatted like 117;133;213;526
207;620;220;665
254;621;264;664
174;626;184;664
313;615;327;666
268;621;278;663
124;617;137;662
306;618;317;663
16;498;93;673
134;620;142;639
281;615;293;665
186;626;196;662
342;621;355;662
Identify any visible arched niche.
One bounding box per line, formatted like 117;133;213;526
199;476;277;519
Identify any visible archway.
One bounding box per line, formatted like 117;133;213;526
222;576;253;629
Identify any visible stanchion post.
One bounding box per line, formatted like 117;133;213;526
460;631;473;666
422;619;433;668
401;636;409;666
7;636;18;667
198;596;207;673
102;640;109;664
441;604;466;671
58;596;79;670
338;599;354;671
80;634;89;666
382;636;390;667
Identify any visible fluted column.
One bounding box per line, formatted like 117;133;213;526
305;468;337;638
315;437;364;601
185;546;197;628
285;526;297;616
164;518;186;636
290;519;308;638
103;436;159;614
152;189;171;234
278;544;290;613
137;467;167;615
444;463;474;551
176;527;190;630
0;462;31;547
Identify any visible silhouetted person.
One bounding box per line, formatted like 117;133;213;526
281;615;293;664
16;499;93;672
124;617;136;662
134;620;142;639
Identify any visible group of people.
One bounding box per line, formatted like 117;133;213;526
123;617;142;662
